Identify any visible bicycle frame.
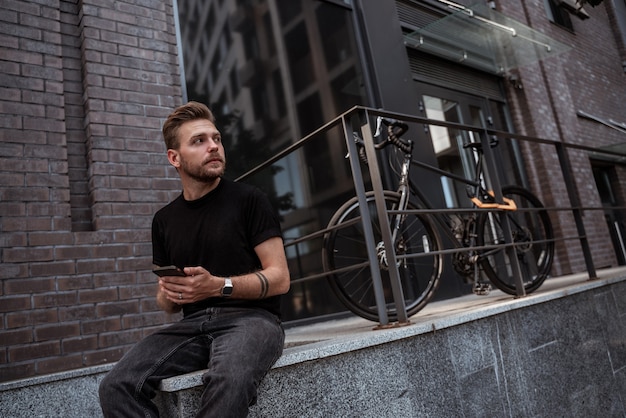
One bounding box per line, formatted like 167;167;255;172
377;124;530;295
325;112;540;325
391;141;488;252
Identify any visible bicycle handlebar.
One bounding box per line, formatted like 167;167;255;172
352;117;413;165
377;118;412;153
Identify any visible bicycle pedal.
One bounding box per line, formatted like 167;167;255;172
473;283;492;296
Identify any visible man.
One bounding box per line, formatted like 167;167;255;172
99;101;290;417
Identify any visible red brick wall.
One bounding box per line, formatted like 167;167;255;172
0;0;182;382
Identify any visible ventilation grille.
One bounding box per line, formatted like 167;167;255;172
407;49;504;100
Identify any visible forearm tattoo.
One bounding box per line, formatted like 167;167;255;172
255;271;269;299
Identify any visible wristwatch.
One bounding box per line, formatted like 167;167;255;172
221;277;233;297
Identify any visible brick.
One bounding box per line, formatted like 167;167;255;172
81;317;122;335
23;117;65;133
28;231;73;247
21;64;63;82
57;275;94;291
0;263;28;280
0;186;50;202
0;157;49;171
84;62;120;77
36;353;83;376
110;202;152;216
79;287;118;304
76;258;116;275
118;257;152;273
93;216;133;230
96;300;139;317
121;90;161;106
118;283;155;300
25;172;68;187
0;362;36;382
90;162;127;175
92;271;135;288
73;230;115;245
116;22;157;39
0;101;45;118
4;277;55;294
3;216;54;232
62;335;98;353
0;114;22;130
0;296;31;313
82;38;118;54
0;231;27;247
58;304;96;322
2;246;54;263
9;340;60;362
0;172;25;187
92;244;133;258
54;245;92;260
34;322;80;341
113;229;151;243
20;39;62;56
0;328;33;345
0;73;44;91
30;261;76;278
6;308;58;329
27;201;69;217
33;291;78;308
0;202;26;217
100;29;139;47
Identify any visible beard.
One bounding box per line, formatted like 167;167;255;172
179;155;226;182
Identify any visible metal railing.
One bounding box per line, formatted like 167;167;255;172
237;106;626;327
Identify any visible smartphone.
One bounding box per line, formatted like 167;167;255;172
153;265;187;277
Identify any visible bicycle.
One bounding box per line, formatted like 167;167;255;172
322;117;554;322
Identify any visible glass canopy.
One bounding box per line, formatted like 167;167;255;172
404;2;572;75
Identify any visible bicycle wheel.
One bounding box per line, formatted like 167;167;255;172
322;190;442;322
477;186;554;295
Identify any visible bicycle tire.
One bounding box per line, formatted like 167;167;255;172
477;186;554;295
322;191;442;322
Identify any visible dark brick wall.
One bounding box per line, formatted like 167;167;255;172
498;0;626;275
0;0;182;382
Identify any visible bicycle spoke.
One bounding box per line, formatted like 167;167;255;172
478;186;554;295
322;191;442;321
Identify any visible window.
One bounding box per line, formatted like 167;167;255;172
545;0;589;29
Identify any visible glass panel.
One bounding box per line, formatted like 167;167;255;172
405;2;571;74
423;95;469;208
177;0;368;322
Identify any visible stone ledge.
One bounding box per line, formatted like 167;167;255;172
2;267;625;417
159;268;626;395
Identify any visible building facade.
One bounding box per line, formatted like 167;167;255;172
1;0;625;382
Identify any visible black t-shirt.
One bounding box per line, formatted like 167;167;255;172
152;178;283;317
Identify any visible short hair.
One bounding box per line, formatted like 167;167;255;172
162;101;216;150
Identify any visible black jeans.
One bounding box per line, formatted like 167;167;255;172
99;307;284;418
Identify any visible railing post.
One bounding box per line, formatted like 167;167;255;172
479;131;526;297
554;142;597;279
341;113;390;326
358;114;409;325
